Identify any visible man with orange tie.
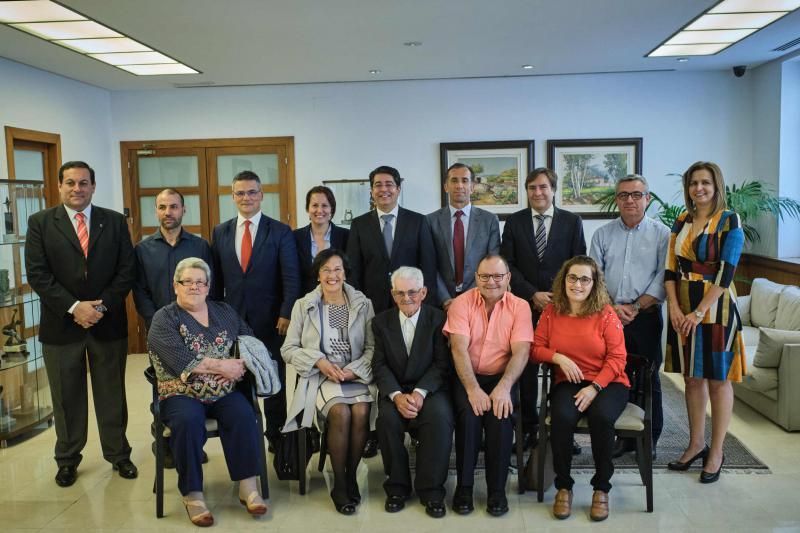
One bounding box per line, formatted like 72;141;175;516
427;163;500;310
211;170;300;449
26;161;137;487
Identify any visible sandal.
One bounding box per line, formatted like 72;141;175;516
183;497;214;527
239;491;268;515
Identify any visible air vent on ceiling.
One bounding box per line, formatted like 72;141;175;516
773;37;800;52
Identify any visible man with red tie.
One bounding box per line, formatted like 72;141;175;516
211;170;300;449
26;161;137;487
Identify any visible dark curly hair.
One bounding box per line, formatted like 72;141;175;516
551;255;611;317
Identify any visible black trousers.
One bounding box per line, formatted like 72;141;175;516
519;362;539;433
262;335;286;442
453;374;515;497
550;381;628;492
162;391;261;496
43;336;131;468
622;309;663;444
376;392;454;503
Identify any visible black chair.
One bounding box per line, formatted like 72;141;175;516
535;353;654;512
145;365;270;518
297;424;326;495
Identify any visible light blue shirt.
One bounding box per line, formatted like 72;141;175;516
590;216;670;304
309;224;332;259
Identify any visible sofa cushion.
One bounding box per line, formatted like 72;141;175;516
737;294;751;327
749;278;784;328
775;286;800;331
740;366;778;400
753;327;800;368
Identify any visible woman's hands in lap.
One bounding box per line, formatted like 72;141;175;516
553;353;584;383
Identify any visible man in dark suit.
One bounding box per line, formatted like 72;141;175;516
500;167;586;449
211;170;300;446
26;161;137;487
428;163;500;310
346;165;437;457
372;267;453;518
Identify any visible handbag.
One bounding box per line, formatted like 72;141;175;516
525;441;555;492
272;426;314;481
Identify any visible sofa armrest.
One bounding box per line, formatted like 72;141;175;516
778;343;800;431
738;294;751;327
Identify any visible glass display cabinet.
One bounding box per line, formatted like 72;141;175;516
0;179;51;447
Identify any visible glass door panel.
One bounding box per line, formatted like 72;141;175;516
12;149;44;181
138;156;200;188
216;154;279;184
139;194;202;228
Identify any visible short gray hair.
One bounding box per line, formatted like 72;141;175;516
391;266;424;290
615;174;649;193
174;257;211;284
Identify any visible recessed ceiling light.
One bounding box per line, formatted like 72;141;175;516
685;12;786;30
665;28;758;45
0;1;84;23
90;51;177;66
521;64;534;69
677;57;689;62
118;64;198;76
369;69;381;74
55;37;151;54
649;43;730;56
403;41;422;47
710;0;800;13
11;20;121;39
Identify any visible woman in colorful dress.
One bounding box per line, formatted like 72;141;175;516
664;161;745;484
281;248;375;515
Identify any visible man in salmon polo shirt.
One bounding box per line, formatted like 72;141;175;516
443;254;534;517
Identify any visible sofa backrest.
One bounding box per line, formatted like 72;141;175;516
750;278;785;329
775;285;800;331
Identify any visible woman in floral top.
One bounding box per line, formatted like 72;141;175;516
148;257;266;527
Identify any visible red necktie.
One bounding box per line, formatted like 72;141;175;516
241;220;252;272
453;210;465;286
75;212;89;257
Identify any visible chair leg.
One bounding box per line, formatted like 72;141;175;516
317;427;327;472
298;428;307;495
644;433;654;513
155;432;165;518
256;414;270;500
536;424;547;503
515;415;525;494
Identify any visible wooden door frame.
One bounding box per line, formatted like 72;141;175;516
4;126;61;207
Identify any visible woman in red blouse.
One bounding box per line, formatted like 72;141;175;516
532;255;629;522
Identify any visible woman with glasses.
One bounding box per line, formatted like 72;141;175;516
281;248;376;515
531;255;629;521
147;257;267;527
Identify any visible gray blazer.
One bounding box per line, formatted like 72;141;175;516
427;205;501;305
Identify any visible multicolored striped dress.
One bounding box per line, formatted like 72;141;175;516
664;209;746;381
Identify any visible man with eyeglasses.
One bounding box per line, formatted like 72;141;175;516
501;167;586;451
371;267;453;518
590;175;669;459
443;255;533;517
211;170;300;450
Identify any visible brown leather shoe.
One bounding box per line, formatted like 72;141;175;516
553;488;573;519
590;490;609;522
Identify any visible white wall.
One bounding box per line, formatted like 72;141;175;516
110;70;754;244
0;58;116;207
779;58;800;258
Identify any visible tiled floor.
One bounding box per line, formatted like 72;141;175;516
1;353;798;532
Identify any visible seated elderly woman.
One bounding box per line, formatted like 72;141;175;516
148;257;267;527
531;255;629;522
281;247;375;516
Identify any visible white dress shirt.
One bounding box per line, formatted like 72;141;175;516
389;307;428;400
376;205;400;240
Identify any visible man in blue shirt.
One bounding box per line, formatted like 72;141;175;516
134;189;213;328
590;175;669;458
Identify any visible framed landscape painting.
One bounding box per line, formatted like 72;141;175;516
547;138;642;219
439;140;534;220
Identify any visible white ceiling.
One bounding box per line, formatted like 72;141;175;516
1;0;799;91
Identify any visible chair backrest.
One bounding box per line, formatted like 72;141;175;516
624;353;655;408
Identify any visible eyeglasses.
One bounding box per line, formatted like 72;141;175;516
476;272;508;282
616;191;646;201
233;190;261;198
177;280;208;288
566;274;593;286
392;289;422;298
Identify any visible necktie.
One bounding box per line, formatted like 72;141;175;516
75;212;89;257
381;214;394;256
453;210;465;286
241;220;252;272
402;317;415;354
534;214;547;260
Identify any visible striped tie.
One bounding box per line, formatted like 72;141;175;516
75;212;89;257
534;214;546;260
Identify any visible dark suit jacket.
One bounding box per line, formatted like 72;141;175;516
346;207;437;313
25;204;136;345
211;214;300;346
501;206;586;303
371;304;450;400
427;205;500;304
293;223;349;295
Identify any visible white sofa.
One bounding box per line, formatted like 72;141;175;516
733;278;800;431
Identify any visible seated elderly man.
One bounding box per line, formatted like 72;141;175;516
443;254;533;517
372;267;453;518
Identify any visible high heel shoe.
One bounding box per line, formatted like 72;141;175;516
667;445;709;471
700;454;725;484
331;489;356;515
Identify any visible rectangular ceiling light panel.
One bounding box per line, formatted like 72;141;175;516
11;20;121;39
709;0;800;13
648;43;731;56
0;1;84;22
90;51;177;65
665;28;758;44
118;64;198;75
685;12;788;30
55;37;151;53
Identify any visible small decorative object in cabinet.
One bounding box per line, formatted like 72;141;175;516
0;179;51;447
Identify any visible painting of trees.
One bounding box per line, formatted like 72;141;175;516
562;153;592;200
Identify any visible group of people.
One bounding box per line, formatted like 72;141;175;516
24;157;746;526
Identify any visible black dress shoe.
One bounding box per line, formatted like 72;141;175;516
331;490;356;515
699;454;724;484
572;440;581;455
486;494;509;517
452;486;474;515
113;459;139;479
362;438;379;458
612;438;636;458
425;500;446;518
385;495;407;513
55;465;77;487
668;445;709;471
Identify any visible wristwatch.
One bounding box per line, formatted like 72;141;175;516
694;309;704;319
631;301;641;312
591;382;603;393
